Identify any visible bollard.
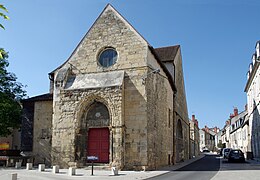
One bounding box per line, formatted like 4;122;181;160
111;167;118;175
10;173;17;180
38;164;45;172
52;165;59;174
26;163;33;170
68;167;76;176
15;162;21;169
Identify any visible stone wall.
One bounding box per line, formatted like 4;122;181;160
174;49;190;162
51;5;150;169
146;50;174;169
52;86;124;168
33;101;53;166
21;101;34;151
51;5;181;170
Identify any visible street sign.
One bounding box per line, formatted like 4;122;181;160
87;156;99;175
87;156;98;161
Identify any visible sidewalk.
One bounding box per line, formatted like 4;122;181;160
246;158;260;165
0;154;205;180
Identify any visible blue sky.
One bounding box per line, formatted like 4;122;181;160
1;0;260;129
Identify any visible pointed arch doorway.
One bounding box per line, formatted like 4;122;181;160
86;101;110;163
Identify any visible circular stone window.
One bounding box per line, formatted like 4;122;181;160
98;48;118;67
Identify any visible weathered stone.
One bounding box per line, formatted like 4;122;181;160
21;4;189;171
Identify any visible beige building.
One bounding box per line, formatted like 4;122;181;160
21;4;189;170
199;126;215;152
189;115;200;158
245;40;260;159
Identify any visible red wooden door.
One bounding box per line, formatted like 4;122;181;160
87;128;109;163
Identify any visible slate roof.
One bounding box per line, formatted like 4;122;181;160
22;93;53;102
154;45;180;62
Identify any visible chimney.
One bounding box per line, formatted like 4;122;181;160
245;104;248;111
226;120;230;126
192;115;196;121
204;126;209;132
230;113;234;119
214;127;217;133
234;107;238;116
195;120;198;127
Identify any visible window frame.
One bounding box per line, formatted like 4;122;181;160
98;48;118;68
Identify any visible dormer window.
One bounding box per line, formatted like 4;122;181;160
98;48;118;67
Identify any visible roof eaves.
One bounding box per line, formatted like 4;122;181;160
245;62;260;92
22;93;53;102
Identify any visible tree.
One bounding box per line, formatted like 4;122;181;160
0;49;26;136
0;4;9;59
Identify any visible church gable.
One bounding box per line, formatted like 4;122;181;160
52;4;149;76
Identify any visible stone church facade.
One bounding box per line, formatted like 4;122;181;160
21;4;189;170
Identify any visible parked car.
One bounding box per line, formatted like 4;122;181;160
222;148;232;159
227;149;245;163
202;149;210;153
219;148;224;156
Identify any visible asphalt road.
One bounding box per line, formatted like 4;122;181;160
148;154;220;180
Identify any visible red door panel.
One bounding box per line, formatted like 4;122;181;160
88;128;109;163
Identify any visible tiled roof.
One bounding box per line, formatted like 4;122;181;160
22;93;53;102
154;45;180;62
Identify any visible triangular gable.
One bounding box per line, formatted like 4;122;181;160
49;4;149;75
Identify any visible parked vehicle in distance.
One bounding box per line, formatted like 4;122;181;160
222;148;232;159
202;149;210;153
219;148;224;156
227;149;245;163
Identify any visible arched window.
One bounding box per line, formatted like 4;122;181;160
86;101;110;127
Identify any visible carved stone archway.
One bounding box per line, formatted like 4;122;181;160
75;99;112;165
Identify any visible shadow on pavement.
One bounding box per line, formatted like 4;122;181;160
221;159;260;171
175;154;220;171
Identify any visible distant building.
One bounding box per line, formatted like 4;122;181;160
200;126;216;152
221;119;231;148
245;40;260;160
190;115;200;157
220;107;252;159
229;108;247;150
199;129;205;152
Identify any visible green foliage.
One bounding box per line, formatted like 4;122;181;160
0;48;26;137
0;4;9;59
0;92;21;136
217;142;225;149
0;4;9;30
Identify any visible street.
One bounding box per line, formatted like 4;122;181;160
148;154;220;180
148;154;260;180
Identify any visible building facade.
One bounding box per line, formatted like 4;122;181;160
229;109;247;150
189;115;200;158
21;4;189;170
245;40;260;160
199;127;215;152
